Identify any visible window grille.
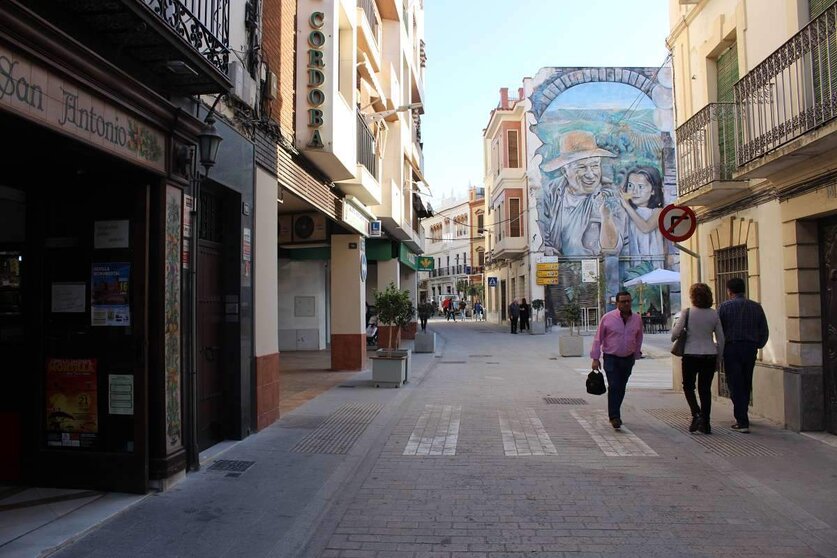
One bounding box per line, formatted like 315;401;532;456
714;244;749;400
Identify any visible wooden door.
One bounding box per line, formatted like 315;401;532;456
820;217;837;434
197;240;224;450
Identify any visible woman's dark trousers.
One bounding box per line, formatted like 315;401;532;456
682;355;716;426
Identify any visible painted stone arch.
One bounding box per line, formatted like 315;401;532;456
530;67;662;120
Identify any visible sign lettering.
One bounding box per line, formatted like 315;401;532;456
306;11;326;149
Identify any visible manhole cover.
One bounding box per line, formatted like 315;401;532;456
645;408;781;457
549;357;558;361
544;397;587;405
208;460;255;473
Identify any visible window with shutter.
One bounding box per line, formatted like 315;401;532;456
507;130;519;168
810;0;837;107
509;198;521;237
716;43;738;167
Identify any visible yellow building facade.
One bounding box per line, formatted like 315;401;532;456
669;0;837;432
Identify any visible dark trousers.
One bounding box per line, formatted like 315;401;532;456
724;342;757;427
603;354;635;420
520;316;529;330
682;355;716;422
510;316;518;333
420;317;428;331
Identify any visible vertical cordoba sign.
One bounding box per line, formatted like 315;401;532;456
307;11;326;149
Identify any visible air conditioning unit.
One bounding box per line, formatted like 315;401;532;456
292;213;327;242
227;60;258;107
264;71;278;100
369;220;382;237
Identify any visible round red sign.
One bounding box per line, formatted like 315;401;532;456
658;204;697;243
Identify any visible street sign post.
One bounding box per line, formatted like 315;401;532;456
488;277;498;287
658;204;697;243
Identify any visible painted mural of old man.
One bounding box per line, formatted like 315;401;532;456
537;130;629;258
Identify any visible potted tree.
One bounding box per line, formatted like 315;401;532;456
559;300;584;356
370;283;411;387
529;299;546;335
415;301;435;354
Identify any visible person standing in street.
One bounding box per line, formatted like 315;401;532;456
519;298;530;331
718;277;769;433
671;283;725;434
590;291;643;430
508;298;520;334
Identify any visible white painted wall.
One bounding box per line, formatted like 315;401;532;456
277;258;328;350
254;169;278;357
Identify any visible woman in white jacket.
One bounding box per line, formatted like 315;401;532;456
671;283;725;434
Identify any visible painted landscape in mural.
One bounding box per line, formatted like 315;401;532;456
525;67;678;319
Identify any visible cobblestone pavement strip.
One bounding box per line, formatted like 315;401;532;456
45;321;837;558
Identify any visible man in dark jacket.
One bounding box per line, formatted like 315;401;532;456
508;299;520;334
718;277;769;434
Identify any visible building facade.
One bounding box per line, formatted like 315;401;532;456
669;0;837;434
421;195;473;303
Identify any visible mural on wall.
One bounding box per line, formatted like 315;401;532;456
525;66;678;317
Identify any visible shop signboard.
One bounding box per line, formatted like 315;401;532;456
417;256;435;271
536;277;560;286
46;358;98;448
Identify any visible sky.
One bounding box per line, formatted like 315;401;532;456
421;0;670;208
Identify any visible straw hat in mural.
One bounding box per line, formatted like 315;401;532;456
542;130;616;172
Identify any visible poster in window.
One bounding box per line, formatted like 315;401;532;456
91;263;130;326
45;358;98;448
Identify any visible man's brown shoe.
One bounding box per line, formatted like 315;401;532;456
610;418;622;430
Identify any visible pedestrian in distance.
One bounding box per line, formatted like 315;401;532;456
417;302;432;332
508;298;520;334
671;283;725;434
718;277;769;433
474;300;484;321
519;298;530;331
590;291;643;430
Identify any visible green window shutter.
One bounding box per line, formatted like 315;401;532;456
810;0;835;19
716;43;738;170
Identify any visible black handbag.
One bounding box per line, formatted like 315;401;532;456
671;308;690;357
586;369;607;395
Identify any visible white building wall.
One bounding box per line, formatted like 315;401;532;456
254;169;278;358
277;259;328;351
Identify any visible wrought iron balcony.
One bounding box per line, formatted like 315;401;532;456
357;110;378;179
675;103;745;200
735;3;837;171
23;0;232;95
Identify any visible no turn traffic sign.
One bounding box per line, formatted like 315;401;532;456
658;204;697;243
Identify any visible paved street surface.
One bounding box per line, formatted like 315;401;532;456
28;321;837;556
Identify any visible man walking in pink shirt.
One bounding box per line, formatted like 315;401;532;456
590;291;644;430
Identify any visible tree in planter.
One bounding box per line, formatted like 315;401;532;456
468;283;484;304
456;279;469;297
373;282;413;351
531;299;544;322
562;302;582;335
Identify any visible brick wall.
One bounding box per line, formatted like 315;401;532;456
262;0;296;141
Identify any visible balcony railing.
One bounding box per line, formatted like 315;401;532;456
357;110;378;179
675;103;737;196
735;3;837;167
143;0;230;74
359;0;380;43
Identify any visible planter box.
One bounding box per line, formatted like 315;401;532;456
371;352;406;387
559;334;584;357
528;321;546;335
414;331;435;353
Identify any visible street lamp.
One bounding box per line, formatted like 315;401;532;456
197;115;223;174
362;102;423;124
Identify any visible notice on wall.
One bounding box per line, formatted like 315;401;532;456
243;228;252;262
582;259;599;283
91;263;131;326
51;282;86;313
94;220;130;249
109;374;134;415
45;358;98;448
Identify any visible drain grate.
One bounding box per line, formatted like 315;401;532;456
468;354;493;358
486;362;500;365
438;361;467;364
291;403;383;454
544;397;587;405
208;460;255;473
645;408;781;457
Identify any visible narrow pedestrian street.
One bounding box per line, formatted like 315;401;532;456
38;321;837;558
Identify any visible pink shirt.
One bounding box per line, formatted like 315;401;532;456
590;309;643;359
